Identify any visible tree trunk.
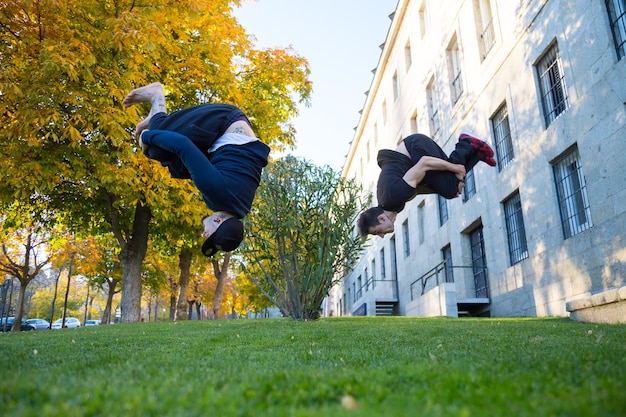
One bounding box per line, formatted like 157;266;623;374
118;203;151;323
102;278;119;324
168;277;177;320
175;247;192;320
12;283;27;332
195;302;202;320
212;254;230;319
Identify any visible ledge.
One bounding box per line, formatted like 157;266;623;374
566;286;626;324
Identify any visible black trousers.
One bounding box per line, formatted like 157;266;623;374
403;134;479;199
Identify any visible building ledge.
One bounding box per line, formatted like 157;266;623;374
566;286;626;324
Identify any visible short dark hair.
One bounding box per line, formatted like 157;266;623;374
201;218;244;257
357;206;384;238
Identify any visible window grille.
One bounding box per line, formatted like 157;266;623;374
379;248;386;281
503;192;529;265
463;169;476;201
402;220;410;257
552;147;592;238
491;104;514;170
536;44;569;126
427;83;440;136
469;226;489;298
438;195;448;226
606;0;626;59
441;245;454;282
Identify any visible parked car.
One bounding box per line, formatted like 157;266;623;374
51;317;81;329
24;318;51;330
84;320;101;326
0;317;35;332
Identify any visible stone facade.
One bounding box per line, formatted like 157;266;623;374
325;0;626;324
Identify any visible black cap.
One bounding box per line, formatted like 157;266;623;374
201;218;244;257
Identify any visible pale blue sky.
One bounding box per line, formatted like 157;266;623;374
235;0;398;170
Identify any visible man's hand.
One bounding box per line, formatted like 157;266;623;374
452;164;466;181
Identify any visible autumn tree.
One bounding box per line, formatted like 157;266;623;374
0;0;311;322
241;157;366;320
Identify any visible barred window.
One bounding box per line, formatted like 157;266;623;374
438;194;448;226
402;219;411;257
536;43;569;127
606;0;626;59
463;169;476;201
447;36;464;104
379;248;386;280
441;245;454;283
474;0;496;61
491;103;515;170
553;146;592;239
426;80;440;136
503;192;529;265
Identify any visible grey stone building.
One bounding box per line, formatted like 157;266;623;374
325;0;626;323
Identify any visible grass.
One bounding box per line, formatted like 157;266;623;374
0;317;624;417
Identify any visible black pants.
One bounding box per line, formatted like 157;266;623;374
403;134;479;199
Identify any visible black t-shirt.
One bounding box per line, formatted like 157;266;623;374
376;149;434;212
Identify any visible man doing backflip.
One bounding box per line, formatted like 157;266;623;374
357;133;496;238
123;83;270;257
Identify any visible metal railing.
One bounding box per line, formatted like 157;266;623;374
410;260;488;301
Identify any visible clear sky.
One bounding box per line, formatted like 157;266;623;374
234;0;398;170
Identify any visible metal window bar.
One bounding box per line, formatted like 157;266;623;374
480;18;496;59
538;46;569;126
438;194;448;226
504;193;529;265
553;149;592;238
606;0;626;59
492;105;515;170
451;70;463;103
470;227;489;298
442;245;454;283
402;221;411;257
463;169;476;201
430;109;440;136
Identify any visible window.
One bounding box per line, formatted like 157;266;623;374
491;103;515;170
552;146;592;239
606;0;626;59
438;195;448;226
405;41;413;71
426;78;440;136
503;192;529;265
419;2;428;38
536;43;569;127
402;219;410;257
447;35;463;104
382;99;388;124
474;0;495;61
410;111;418;134
392;72;399;101
469;226;489;298
370;260;376;290
390;236;398;282
463;169;476;201
441;245;454;282
374;122;379;146
379;248;386;280
418;201;425;244
356;276;362;299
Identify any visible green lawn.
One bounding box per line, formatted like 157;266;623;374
0;317;624;417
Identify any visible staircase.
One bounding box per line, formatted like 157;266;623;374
375;301;398;316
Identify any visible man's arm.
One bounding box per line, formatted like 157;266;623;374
402;156;466;187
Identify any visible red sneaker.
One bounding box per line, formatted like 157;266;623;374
459;133;495;158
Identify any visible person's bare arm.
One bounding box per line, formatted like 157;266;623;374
402;156;466;187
